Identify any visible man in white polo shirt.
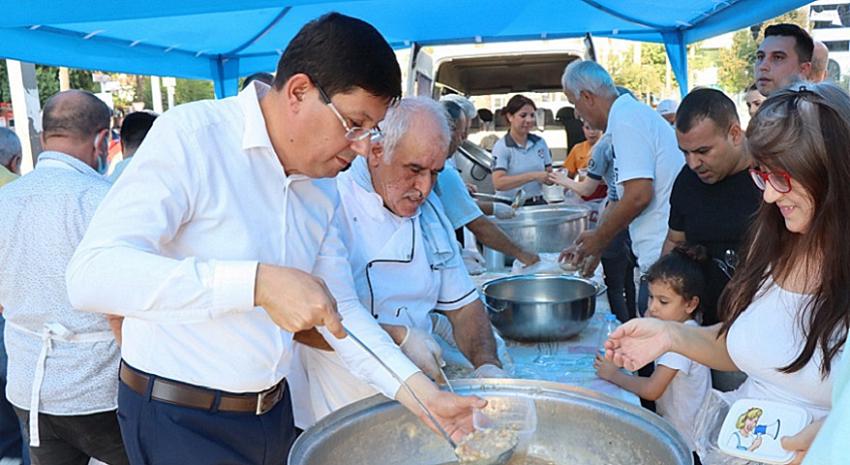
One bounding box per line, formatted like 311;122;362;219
560;60;683;315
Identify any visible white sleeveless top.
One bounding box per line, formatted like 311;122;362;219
726;279;842;419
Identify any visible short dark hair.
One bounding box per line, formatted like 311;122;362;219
764;23;814;64
675;88;739;134
120;111;158;152
746;82;758;93
273;13;401;102
242;72;274;90
42;90;111;140
503;94;536;118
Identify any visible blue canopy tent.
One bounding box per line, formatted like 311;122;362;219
1;0;811;98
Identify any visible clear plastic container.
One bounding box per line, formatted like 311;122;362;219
598;313;619;356
473;396;538;454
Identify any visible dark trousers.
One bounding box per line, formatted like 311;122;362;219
12;407;128;465
117;377;295;465
0;317;28;463
600;229;636;323
637;274;650;317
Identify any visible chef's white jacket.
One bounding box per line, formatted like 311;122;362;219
290;157;478;427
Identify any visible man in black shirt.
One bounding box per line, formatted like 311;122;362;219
664;88;761;326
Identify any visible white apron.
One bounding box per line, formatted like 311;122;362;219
6;321;113;446
290;176;445;428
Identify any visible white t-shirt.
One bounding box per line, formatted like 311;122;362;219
607;94;684;273
727;279;842;420
656;320;711;452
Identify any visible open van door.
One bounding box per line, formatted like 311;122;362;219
404;43;434;98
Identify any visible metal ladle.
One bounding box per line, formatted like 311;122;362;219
470;188;524;211
343;327;515;465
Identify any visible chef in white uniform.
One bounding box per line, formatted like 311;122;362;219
290;97;505;428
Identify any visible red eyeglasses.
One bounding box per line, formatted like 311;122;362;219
749;168;792;194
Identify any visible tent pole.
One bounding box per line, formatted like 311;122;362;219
6;59;42;174
213;57;240;99
661;31;689;99
151;76;164;113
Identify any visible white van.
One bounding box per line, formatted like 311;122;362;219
397;40;588;193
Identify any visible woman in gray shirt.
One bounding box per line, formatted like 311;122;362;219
491;95;552;205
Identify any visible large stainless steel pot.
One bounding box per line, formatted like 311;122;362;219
482;274;598;342
488;204;589;255
289;379;693;465
455;140;495;194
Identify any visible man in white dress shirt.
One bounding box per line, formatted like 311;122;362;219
290;97;505;428
0;90;128;464
66;13;482;465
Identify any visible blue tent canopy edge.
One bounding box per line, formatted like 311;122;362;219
0;0;811;98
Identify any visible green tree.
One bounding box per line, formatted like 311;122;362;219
0;62;100;105
0;61;9;103
717;8;809;93
608;43;671;101
138;77;213;111
35;66;99;105
174;79;214;105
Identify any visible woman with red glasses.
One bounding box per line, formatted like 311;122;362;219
602;82;849;465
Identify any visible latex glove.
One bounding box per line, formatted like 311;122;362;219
461;248;486;275
472;363;509;378
430;313;457;348
400;326;445;381
493;202;515;219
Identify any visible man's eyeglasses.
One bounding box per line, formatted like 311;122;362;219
749;168;792;193
313;81;383;142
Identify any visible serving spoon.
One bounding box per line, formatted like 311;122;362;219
343;326;515;465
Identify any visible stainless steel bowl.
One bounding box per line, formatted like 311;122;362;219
482;274;597;342
289;379;693;465
488;204;589;255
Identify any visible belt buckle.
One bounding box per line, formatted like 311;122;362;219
255;383;278;416
255;390;268;416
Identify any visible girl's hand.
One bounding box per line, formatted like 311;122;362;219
605;318;675;371
593;354;619;381
780;419;825;465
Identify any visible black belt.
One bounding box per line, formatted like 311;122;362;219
120;362;284;415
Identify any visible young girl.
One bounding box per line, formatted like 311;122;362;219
594;245;711;459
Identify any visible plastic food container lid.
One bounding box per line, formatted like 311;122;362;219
717;398;812;464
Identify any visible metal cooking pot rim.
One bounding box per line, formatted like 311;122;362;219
289;378;693;465
488;206;590;225
482;274;600;303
